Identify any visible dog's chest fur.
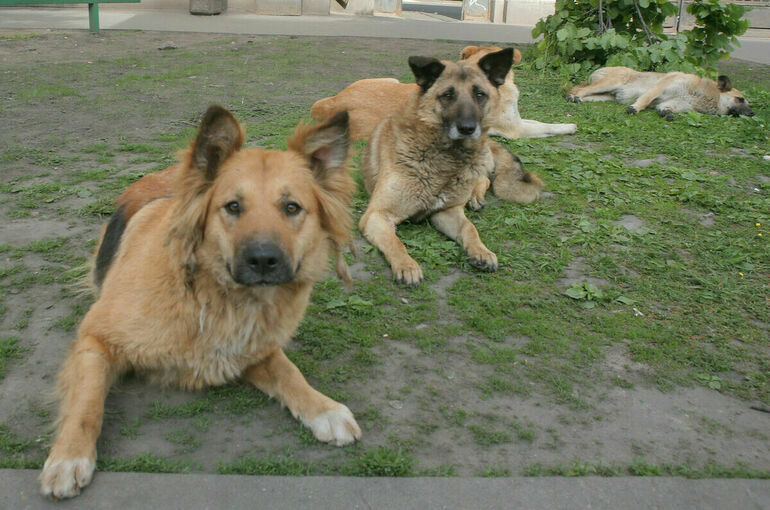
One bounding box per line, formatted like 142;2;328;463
395;135;489;220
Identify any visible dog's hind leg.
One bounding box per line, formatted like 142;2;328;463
245;346;361;446
430;205;498;272
577;94;615;102
494;118;577;138
40;335;116;499
567;79;622;103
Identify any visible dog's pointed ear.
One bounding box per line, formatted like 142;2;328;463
408;56;446;91
191;105;245;181
291;110;350;179
289;111;356;260
717;75;732;92
478;48;513;87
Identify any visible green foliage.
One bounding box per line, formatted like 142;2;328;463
684;0;751;68
532;0;749;77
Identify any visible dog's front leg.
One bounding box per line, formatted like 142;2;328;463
628;80;670;114
430;205;498;272
40;335;116;499
467;175;491;210
245;345;361;446
359;208;424;285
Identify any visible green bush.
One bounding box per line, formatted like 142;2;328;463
531;0;750;78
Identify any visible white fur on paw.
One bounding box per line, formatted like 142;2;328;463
39;457;95;499
564;123;578;134
304;405;361;446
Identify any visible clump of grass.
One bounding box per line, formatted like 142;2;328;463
0;336;25;380
344;446;416;476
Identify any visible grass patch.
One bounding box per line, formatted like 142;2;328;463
218;455;315;475
99;453;195;473
343;446;416;476
0;336;25;380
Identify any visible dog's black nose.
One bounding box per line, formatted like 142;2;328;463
747;110;755;117
246;244;281;273
232;241;293;286
457;121;478;136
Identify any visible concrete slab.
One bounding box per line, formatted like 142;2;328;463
1;7;768;62
0;7;537;42
2;469;770;510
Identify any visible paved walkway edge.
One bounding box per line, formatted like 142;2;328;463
2;469;769;509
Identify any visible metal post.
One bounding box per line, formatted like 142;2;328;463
88;2;99;32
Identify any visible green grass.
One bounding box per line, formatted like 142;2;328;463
0;32;767;479
99;453;195;473
523;460;770;479
0;337;25;380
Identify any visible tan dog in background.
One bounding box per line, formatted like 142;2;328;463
39;106;361;499
567;67;754;120
311;46;577;140
359;48;544;285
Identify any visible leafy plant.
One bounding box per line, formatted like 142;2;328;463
531;0;750;77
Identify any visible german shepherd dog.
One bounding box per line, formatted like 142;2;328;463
566;66;754;120
358;48;544;285
39;106;361;499
311;46;577;141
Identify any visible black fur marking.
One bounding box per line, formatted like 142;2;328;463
94;205;127;289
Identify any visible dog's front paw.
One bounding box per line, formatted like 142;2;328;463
563;123;578;134
40;456;95;499
626;105;638;114
467;194;486;211
392;258;424;286
566;94;581;103
468;247;498;272
306;404;361;447
659;109;675;121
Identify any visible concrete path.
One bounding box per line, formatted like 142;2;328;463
2;469;770;509
0;7;768;63
0;7;536;43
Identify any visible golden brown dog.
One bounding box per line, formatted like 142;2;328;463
39;106;361;499
566;67;754;120
358;48;544;285
311;46;577;141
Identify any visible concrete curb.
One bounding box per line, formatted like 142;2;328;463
2;469;770;509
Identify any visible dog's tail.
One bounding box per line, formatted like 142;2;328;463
489;141;543;204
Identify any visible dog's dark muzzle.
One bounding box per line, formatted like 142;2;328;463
231;240;294;286
728;105;754;117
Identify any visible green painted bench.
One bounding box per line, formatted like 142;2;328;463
0;0;140;32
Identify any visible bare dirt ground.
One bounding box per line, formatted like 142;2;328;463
0;29;768;479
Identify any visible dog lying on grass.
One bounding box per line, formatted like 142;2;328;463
358;48;544;285
311;45;577;140
40;106;361;499
566;66;754;120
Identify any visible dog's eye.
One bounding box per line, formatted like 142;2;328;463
224;201;241;215
737;97;745;103
284;202;302;216
440;89;455;100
